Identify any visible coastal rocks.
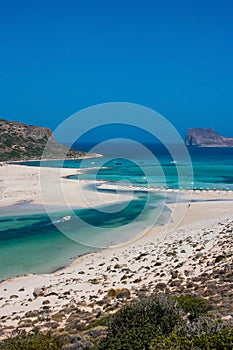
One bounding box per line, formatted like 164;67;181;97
115;288;131;299
45;291;59;297
67;310;94;324
214;255;225;263
135;252;148;261
25;310;39;318
169;279;182;288
57;309;98;334
107;288;131;299
9;295;18;299
33;287;47;298
155;282;167;290
88;278;102;285
51;311;66;322
93;288;132;312
221;315;233;321
61;334;94;350
42;321;59;329
86;326;107;339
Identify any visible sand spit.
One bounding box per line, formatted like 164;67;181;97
0;164;133;209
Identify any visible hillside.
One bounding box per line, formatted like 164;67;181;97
185;128;233;147
0;119;87;161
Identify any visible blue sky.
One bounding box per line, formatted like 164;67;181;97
0;0;233;138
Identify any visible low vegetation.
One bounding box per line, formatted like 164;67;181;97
0;331;67;350
150;328;233;350
0;293;232;349
96;294;232;350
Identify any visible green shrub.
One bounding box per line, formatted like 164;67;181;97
86;316;109;330
150;327;233;349
0;331;67;350
95;293;232;350
95;294;182;350
177;295;208;320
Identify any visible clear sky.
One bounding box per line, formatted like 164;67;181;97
0;0;233;138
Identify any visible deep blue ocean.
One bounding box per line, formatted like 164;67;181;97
1;144;233;281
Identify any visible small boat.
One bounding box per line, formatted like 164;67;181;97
62;215;71;222
168;160;178;166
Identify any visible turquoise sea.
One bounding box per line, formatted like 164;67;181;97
1;145;233;281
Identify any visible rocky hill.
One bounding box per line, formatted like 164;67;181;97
185;128;233;147
0;119;87;161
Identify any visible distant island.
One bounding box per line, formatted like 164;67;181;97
0;119;87;162
185;128;233;147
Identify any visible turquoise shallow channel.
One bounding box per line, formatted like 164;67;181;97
19;145;233;190
0;192;169;281
1;146;233;280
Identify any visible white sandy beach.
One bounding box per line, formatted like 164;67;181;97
0;163;233;333
0;163;133;209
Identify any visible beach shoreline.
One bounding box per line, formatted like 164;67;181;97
0;205;232;333
0;163;233;335
6;152;103;164
0;163;134;209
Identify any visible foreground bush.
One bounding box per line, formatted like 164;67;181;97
177;295;208;320
95;294;232;350
150;327;233;350
95;294;182;350
1;294;232;350
0;331;67;350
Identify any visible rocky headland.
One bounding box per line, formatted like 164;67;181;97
185;128;233;147
0;119;87;161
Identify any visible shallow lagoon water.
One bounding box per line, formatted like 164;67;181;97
18;146;233;190
0;192;169;281
2;146;233;280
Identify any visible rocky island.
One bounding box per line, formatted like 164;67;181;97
0;119;87;161
185;128;233;147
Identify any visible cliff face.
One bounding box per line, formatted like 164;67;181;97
0;119;86;161
185;128;233;147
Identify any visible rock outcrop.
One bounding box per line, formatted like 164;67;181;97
0;119;86;161
185;128;233;147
